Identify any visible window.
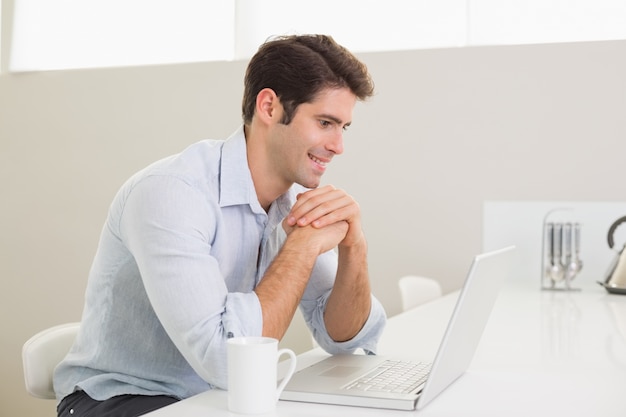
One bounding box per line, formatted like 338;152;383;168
7;0;626;72
0;0;4;72
469;0;626;45
10;0;234;71
233;0;468;59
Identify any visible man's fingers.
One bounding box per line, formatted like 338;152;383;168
290;188;356;227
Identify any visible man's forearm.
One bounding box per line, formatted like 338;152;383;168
254;239;317;340
323;239;371;342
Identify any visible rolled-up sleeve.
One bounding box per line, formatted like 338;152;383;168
304;291;386;354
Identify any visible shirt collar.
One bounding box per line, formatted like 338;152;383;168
219;126;263;212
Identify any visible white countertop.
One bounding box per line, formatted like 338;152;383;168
146;282;626;416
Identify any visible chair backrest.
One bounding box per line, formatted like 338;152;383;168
398;275;443;311
22;322;80;399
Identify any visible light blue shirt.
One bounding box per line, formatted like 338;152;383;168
53;126;386;402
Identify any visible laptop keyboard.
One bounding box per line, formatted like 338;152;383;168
344;360;432;394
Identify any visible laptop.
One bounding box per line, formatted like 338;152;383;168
280;246;516;411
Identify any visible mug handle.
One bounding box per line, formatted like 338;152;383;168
275;348;297;401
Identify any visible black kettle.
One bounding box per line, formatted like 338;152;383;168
600;216;626;294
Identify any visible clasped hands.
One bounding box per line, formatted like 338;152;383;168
282;185;364;255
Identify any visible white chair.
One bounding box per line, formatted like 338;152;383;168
398;275;443;312
22;322;80;399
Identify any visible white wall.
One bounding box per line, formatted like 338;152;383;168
2;39;625;416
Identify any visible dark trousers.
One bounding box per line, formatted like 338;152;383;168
58;390;179;417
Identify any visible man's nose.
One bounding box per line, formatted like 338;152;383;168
327;131;344;155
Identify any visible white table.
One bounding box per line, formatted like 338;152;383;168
146;282;626;416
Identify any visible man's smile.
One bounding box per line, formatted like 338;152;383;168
309;153;330;168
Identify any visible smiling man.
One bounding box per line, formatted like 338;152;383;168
53;34;387;417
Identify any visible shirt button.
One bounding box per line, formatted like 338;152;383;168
227;332;234;338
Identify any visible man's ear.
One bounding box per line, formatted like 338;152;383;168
255;88;281;125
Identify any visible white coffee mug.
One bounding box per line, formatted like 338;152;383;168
227;336;297;414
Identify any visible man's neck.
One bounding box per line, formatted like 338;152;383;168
244;124;290;212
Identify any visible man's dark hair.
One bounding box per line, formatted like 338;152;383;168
242;34;375;125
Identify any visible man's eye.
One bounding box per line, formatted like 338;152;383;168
319;120;331;128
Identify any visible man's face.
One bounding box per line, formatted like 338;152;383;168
267;87;357;189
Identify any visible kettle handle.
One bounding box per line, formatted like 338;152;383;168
607;215;626;249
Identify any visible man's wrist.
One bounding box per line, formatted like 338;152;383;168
339;232;368;254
